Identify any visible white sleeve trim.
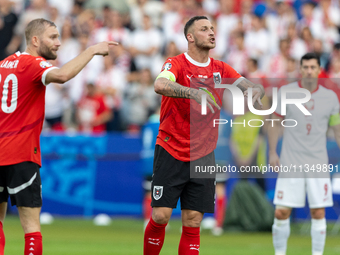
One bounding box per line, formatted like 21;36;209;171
232;77;245;87
41;67;58;86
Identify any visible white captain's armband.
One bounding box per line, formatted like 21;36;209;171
329;113;340;126
156;70;176;82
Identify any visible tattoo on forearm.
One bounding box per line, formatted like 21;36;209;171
237;79;265;98
237;79;255;92
159;80;193;99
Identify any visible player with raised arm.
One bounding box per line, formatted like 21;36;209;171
269;53;340;255
143;16;265;255
0;18;117;255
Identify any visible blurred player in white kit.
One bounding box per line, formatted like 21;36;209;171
268;52;340;255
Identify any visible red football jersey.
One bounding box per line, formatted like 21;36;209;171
0;52;57;166
77;93;110;133
156;53;242;161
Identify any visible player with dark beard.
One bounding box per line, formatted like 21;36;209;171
0;18;118;255
143;16;265;255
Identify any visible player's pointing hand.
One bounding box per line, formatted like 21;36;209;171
92;41;119;56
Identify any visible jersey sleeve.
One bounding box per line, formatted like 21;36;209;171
329;92;340;126
156;58;180;82
28;57;58;86
223;62;243;86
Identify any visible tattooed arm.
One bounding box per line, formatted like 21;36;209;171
154;77;220;112
236;78;265;107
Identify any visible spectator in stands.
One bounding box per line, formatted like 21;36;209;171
57;18;80;66
76;9;98;45
77;83;112;133
44;60;69;131
300;26;314;52
287;23;307;60
94;9;130;49
0;0;18;60
286;57;299;81
313;38;329;68
162;0;183;43
48;4;63;29
245;14;269;60
239;0;253;32
246;58;266;79
9;0;49;54
266;0;297;54
67;33;104;129
215;0;238;59
297;1;316;32
329;57;340;78
129;14;163;76
245;58;269;97
226;31;248;75
96;54;126;131
47;0;73;18
266;38;290;78
124;68;160;130
130;0;164;30
310;0;340;53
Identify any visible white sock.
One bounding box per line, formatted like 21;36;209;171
272;218;290;255
311;218;326;255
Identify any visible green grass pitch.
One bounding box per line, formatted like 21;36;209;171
3;216;340;254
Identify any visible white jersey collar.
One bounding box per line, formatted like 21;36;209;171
15;51;30;57
184;52;210;67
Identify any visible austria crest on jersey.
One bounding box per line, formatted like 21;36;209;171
213;72;221;85
153;186;163;200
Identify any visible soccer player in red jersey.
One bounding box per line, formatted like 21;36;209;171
143;16;265;255
0;19;117;255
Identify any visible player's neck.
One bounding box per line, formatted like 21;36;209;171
301;81;318;92
25;47;39;57
187;48;210;64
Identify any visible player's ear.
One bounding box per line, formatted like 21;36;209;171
31;36;39;47
187;33;194;43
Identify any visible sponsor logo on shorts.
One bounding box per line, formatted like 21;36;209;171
277;191;283;199
153;186;163;200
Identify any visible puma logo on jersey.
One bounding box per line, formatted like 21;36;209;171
186;75;193;81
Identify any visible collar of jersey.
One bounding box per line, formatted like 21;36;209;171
298;81;319;94
184;52;210;67
15;51;30;57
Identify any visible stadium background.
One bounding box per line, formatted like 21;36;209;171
2;0;340;254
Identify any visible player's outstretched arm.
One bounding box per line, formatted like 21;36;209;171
237;78;265;108
45;41;119;84
154;77;221;113
268;114;283;167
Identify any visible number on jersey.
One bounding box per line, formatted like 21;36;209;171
1;73;18;113
306;123;312;135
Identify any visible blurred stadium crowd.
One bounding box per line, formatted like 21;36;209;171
1;0;340;132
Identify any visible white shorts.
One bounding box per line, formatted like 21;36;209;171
273;178;333;208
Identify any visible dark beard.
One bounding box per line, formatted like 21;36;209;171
38;43;57;60
195;41;215;51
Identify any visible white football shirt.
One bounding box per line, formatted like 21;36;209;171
275;82;339;168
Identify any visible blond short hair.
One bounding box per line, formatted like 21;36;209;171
25;18;56;45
